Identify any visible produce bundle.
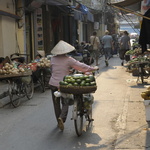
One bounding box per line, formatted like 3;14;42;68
141;87;150;100
36;58;51;68
125;48;142;55
0;63;25;75
59;74;96;86
125;50;135;55
128;55;150;64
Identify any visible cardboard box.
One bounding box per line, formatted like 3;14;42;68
144;100;150;121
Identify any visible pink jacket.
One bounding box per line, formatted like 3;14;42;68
49;55;95;87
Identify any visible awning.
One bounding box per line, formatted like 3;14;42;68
0;10;21;20
73;9;85;21
73;4;94;22
27;0;69;9
107;1;150;21
112;0;142;7
111;0;142;12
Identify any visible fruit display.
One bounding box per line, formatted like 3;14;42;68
125;48;142;55
141;87;150;100
128;56;149;64
126;53;150;75
36;58;51;68
59;74;96;87
0;63;26;75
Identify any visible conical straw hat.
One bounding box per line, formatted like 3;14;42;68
37;50;45;57
51;40;75;55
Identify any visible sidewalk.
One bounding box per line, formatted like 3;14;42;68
98;55;150;149
115;73;150;149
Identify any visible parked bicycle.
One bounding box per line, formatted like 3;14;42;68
8;74;34;107
0;70;34;107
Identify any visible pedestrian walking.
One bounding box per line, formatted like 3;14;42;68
89;31;100;66
119;30;131;66
49;40;98;131
102;30;113;66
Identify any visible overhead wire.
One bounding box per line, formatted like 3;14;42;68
120;10;140;34
108;3;140;34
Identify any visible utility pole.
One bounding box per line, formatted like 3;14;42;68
101;0;107;36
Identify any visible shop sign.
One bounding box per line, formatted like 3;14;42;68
94;22;99;30
36;8;44;51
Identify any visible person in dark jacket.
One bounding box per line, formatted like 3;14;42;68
119;31;130;66
139;8;150;53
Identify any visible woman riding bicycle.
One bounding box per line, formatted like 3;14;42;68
49;40;98;131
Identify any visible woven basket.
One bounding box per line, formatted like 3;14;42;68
60;85;97;94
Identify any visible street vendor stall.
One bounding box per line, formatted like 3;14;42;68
29;57;51;92
126;50;150;83
0;62;34;107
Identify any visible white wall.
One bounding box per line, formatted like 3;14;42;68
0;0;24;57
78;21;83;43
1;16;16;57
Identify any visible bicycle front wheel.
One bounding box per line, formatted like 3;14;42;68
73;95;84;136
8;81;21;107
25;77;34;99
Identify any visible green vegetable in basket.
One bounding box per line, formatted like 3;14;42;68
59;81;68;85
76;78;82;84
90;81;96;86
73;82;79;86
88;75;95;82
60;74;96;87
85;78;91;83
80;80;86;86
85;83;90;86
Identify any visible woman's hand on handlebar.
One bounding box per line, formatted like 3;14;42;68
93;66;99;71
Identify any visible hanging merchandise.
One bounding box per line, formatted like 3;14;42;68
146;0;150;6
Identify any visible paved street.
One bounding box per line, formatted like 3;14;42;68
0;55;150;150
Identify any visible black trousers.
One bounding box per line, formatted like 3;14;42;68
119;49;128;60
50;85;69;123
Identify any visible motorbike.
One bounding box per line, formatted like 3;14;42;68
80;42;94;65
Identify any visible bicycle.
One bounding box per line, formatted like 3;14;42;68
8;74;34;107
60;74;97;136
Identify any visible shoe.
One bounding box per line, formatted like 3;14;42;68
121;62;124;66
58;118;64;131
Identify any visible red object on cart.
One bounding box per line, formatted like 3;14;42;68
29;63;38;72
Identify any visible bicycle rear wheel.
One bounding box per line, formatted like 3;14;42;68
25;77;34;99
8;81;21;107
39;69;45;92
73;95;84;136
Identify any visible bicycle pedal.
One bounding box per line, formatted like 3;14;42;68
87;118;94;122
